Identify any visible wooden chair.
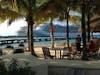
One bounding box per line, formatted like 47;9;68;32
91;38;100;57
42;47;54;59
61;47;73;59
71;43;83;59
0;48;3;55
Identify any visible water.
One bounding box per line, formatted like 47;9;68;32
0;34;99;48
34;39;75;46
0;38;75;48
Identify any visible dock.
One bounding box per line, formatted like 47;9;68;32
0;37;67;45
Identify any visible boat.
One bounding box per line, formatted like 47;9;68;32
17;23;81;38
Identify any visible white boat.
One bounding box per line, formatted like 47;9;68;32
17;23;81;38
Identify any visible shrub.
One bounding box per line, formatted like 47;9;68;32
0;60;7;75
0;58;36;75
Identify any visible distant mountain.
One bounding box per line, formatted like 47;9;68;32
17;23;81;38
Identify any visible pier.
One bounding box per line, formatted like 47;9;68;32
0;37;67;45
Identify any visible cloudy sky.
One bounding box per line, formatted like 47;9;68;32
0;19;71;36
0;19;27;36
0;11;81;36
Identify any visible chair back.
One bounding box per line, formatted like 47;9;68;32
0;48;3;55
63;47;72;55
42;47;50;58
93;38;100;52
62;47;68;55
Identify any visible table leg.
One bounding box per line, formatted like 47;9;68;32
55;49;56;59
60;50;61;59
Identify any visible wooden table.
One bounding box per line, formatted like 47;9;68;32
49;47;64;59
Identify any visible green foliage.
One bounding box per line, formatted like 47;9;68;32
8;58;36;75
0;60;7;75
37;0;48;5
70;15;81;25
0;59;36;75
0;17;6;23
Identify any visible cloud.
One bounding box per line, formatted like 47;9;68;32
0;19;27;36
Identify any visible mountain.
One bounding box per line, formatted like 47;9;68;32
17;23;81;38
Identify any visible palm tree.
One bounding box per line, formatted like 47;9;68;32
0;4;21;24
85;0;95;42
65;0;72;49
64;0;82;49
36;0;65;48
87;0;100;41
64;0;88;60
93;0;100;15
37;0;79;48
0;0;46;56
75;0;100;60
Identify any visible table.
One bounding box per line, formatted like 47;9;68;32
49;47;65;59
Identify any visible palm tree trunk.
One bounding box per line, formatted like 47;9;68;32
27;24;30;51
66;11;70;48
65;0;70;49
81;1;88;60
87;13;90;42
27;0;37;56
50;18;54;48
87;0;93;42
27;16;36;56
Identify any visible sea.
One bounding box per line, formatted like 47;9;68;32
0;37;75;48
0;34;99;48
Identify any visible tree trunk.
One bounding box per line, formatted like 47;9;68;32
50;18;54;48
66;11;70;48
87;13;90;42
81;1;88;60
27;24;30;51
65;0;70;49
27;16;36;56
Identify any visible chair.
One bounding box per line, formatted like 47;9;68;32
42;47;54;59
91;38;100;57
13;48;24;54
0;48;3;55
71;43;82;59
61;47;73;59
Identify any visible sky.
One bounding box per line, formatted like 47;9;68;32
0;11;81;36
0;19;27;36
0;18;100;36
0;18;73;36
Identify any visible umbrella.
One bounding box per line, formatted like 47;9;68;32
78;15;100;32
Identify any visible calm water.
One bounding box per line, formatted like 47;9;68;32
0;34;99;48
0;38;75;48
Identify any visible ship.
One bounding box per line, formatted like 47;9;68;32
17;23;81;38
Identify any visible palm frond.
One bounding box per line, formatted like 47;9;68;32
36;0;65;21
0;17;6;23
70;15;81;25
0;5;23;24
